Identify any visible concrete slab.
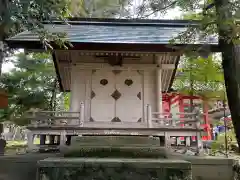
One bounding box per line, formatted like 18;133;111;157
168;153;236;180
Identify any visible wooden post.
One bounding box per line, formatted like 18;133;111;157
186;137;191;147
80;102;84;127
156;58;163;125
60;131;66;149
170;113;176;126
164;132;171;149
27;132;36;151
146;104;152;128
194;107;203;155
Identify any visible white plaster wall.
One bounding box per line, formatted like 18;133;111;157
143;70;156;121
69;66;92;124
69;64;159;124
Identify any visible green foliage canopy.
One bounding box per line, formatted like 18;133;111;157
0;53;57;125
173;55;225;100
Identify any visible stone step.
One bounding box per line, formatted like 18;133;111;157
70;135;161;147
63;146;168;158
61;136;168;158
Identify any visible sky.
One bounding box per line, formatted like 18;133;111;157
2;50;24;73
2;8;182;73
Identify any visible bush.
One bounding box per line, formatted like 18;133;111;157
233;160;240;180
211;131;238;155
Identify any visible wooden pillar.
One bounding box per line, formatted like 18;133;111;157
80;102;84;126
70;67;90;125
60;131;66;148
27;132;36;151
164;132;171;149
203;100;211;140
186;137;191;147
146;104;152;128
156;58;163;125
69;66;80;112
194;108;203;155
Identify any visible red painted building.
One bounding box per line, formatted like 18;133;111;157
162;93;211;141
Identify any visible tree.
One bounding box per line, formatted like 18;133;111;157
70;0;129;18
0;52;58;125
173;55;224;100
0;0;128;117
134;0;240;151
64;93;71;110
0;0;72;75
214;0;240;151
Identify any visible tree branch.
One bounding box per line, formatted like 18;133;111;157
141;1;177;18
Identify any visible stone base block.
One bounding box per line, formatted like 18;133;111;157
70;136;161;147
61;136;168;158
37;158;192;180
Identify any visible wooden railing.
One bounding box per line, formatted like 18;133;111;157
28;102;85;126
28;103;202;129
146;104;201;128
27;103;204;155
146;104;203;154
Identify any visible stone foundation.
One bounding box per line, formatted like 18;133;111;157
0;154;236;180
37;158;192;180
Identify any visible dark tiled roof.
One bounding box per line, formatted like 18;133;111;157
7;18;218;45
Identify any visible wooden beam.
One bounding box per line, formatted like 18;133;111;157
60;63;175;70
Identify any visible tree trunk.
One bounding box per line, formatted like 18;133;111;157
215;0;240;152
0;41;3;75
0;0;8;76
50;78;58;111
222;46;240;152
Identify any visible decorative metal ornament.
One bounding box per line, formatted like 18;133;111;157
91;91;96;99
137;92;141;100
125;79;133;86
100;79;108;86
111;117;121;122
111;90;121;100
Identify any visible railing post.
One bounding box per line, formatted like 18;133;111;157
146;104;153;128
170;113;176;126
194;107;203;155
80;102;84;127
27;131;36;151
186;137;191;147
60;130;66;149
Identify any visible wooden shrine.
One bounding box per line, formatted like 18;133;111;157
6;18;219;154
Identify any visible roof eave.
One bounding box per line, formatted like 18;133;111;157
42;18;201;27
6;40;220;52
